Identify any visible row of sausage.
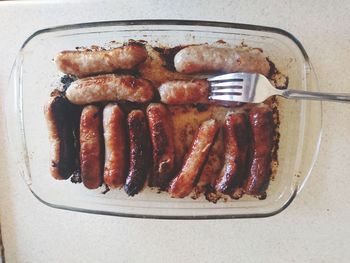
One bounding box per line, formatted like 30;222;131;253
45;96;274;198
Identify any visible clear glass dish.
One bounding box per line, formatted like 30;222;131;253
6;20;322;219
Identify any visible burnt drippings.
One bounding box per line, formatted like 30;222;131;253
70;170;82;184
204;184;220;203
266;58;289;89
267;58;277;79
125;39;147;47
102;185;110;194
60;74;76;91
195;104;209;112
153;45;188;71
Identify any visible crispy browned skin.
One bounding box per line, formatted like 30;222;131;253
215;112;249;194
244;105;274;195
80;105;103;189
44;95;76;180
55;45;148;78
66;74;154;105
124;110;151;196
146;103;175;189
169;119;219;198
103;103;127;188
174;45;270;76
159;79;209;105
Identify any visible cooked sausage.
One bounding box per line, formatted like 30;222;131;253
44;95;76;180
103;103;127;188
244;105;274;196
174;45;270;76
66;74;154;105
215;112;249;194
80;105;103;189
169;119;219;198
146;103;175;189
159;79;209;105
55;45;148;78
124;110;151;196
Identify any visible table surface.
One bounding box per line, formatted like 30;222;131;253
1;0;350;262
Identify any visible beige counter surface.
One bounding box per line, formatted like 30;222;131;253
0;0;349;262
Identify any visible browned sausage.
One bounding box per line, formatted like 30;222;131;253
174;45;270;76
66;74;154;105
215;112;249;194
103;103;127;188
80;105;103;189
159;79;209;105
169;119;219;198
44;95;76;180
55;45;148;78
146;103;175;189
244;105;274;196
124;110;151;196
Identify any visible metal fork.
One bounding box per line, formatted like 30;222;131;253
208;72;350;103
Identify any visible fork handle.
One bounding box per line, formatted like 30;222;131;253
281;89;350;102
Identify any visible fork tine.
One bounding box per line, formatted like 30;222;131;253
207;72;245;82
209;94;245;102
209;88;242;94
210;81;244;88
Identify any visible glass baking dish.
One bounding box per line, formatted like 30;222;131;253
6;20;322;219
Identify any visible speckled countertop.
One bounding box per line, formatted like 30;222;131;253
0;0;350;262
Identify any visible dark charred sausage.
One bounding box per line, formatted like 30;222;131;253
215;112;249;194
124;110;151;196
244;105;274;196
44;95;76;180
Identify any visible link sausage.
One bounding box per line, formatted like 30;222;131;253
169;119;219;198
146;103;175;189
159;79;209;105
80;105;103;189
55;45;148;78
244;105;274;196
124;110;151;196
174;45;270;76
66;74;154;105
215;112;249;194
44;95;76;180
103;103;127;188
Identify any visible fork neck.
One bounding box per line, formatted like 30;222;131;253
280;89;350;102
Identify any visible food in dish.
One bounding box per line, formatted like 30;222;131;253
66;74;154;104
147;103;175;190
159;79;210;105
44;95;77;180
124;110;151;196
214;112;249;196
79;105;103;189
103;103;127;188
55;44;148;78
44;40;285;201
169;119;219;198
174;45;271;76
243;105;274;196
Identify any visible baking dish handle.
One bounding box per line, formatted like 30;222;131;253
5;53;32;186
